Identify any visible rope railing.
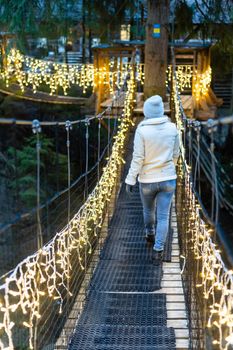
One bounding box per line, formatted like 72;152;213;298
0;117;116;234
171;48;233;350
0;54;138;278
0;59;136;349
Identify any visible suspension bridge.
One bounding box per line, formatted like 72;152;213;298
0;48;232;350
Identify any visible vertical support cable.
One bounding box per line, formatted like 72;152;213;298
32;119;43;250
13;120;19;209
183;118;187;162
210;124;215;222
107;117;110;157
188;120;192;168
113;89;119;135
207;119;219;226
65;120;72;317
193;121;201;192
84;118;89;199
197;128;201;197
97;117;101;181
65;120;72;227
113;114;117;136
32;119;42;350
55;122;60;193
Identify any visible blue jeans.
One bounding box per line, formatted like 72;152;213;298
139;179;176;251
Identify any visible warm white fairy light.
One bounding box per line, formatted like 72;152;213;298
193;66;212;101
166;65;194;92
173;69;233;350
1;49;144;96
0;70;135;350
1;49;95;95
181;171;233;350
167;64;212;102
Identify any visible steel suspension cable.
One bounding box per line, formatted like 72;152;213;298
107;117;110;158
97;117;101;181
207;121;219;227
188;120;192;168
55;123;60;193
182;117;186;164
193;122;201;193
65;120;72;317
32;119;43;250
32;119;43;349
12;121;19;210
65;121;72;227
84;119;89;200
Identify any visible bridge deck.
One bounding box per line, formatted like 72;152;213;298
55;136;189;350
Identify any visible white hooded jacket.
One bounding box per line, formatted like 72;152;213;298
125;116;180;185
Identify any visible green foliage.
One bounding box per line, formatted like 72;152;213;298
89;0;131;41
193;0;232;24
211;43;233;76
174;0;194;38
173;0;233;60
7;135;69;208
0;0;77;50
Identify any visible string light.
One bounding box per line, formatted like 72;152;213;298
166;65;194;92
167;64;212;103
1;49;144;96
193;66;212;101
0;70;135;350
179;169;233;350
172;68;233;350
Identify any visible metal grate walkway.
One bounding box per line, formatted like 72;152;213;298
68;153;177;349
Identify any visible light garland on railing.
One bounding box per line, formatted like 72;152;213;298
173;70;233;350
167;64;212;103
166;65;194;92
0;71;135;349
1;49;144;96
182;170;233;350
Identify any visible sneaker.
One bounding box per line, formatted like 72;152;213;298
145;234;155;244
152;250;163;265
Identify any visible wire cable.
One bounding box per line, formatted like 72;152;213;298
32;119;43;250
84;119;89;200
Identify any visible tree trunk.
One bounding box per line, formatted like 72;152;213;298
144;0;170;100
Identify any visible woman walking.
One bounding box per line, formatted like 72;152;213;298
125;95;180;265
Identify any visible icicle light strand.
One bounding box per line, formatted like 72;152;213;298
1;49;144;96
0;70;135;349
172;69;233;350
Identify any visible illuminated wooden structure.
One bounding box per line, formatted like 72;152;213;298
0;32;15;69
92;43;144;113
173;42;223;120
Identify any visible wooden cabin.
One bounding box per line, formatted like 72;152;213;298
93;41;223;120
172;41;223;120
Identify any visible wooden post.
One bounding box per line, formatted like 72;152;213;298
93;49;110;113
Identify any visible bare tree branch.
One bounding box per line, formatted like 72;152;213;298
194;0;210;21
195;0;231;23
